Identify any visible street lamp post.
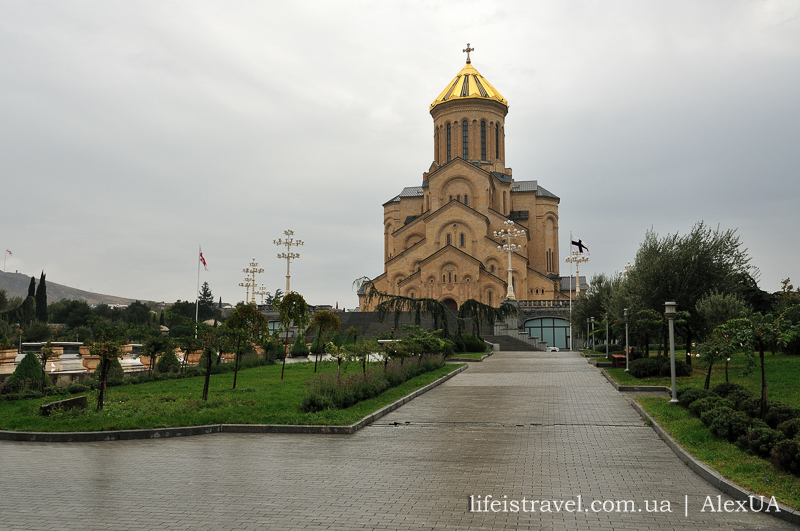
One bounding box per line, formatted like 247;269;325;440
590;317;595;351
665;301;678;403
493;220;525;301
586;318;590;351
274;229;303;295
605;313;609;358
565;251;590;351
242;259;264;305
624;308;630;371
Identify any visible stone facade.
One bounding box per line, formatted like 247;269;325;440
360;57;567;311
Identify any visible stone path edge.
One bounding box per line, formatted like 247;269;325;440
0;364;468;443
600;367;670;392
629;398;800;526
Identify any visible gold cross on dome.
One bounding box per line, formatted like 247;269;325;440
463;43;474;64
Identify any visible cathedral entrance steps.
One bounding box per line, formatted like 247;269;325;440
481;334;538;352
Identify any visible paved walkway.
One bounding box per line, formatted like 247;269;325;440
0;351;795;530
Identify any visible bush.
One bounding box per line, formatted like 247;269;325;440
713;382;747;398
737;427;786;458
309;334;326;354
24;321;52;342
460;334;486;353
771;438;800;474
688;396;733;417
66;382;89;394
765;403;800;429
704;407;754;443
290;336;310;356
678;387;717;408
262;338;283;364
660;359;692;377
156;350;181;373
331;332;344;348
94;357;124;382
629;357;661;378
7;351;44;387
777;418;800;440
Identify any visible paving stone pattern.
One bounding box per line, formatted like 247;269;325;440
1;351;795;530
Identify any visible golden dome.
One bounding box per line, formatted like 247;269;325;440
430;62;507;111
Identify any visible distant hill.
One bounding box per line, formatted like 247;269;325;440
0;270;142;306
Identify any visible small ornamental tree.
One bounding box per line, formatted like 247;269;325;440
142;333;174;375
38;341;57;392
7;351;43;389
309;310;341;372
275;292;310;380
87;331;124;412
226;304;268;388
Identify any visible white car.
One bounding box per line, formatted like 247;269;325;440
548;346;560;352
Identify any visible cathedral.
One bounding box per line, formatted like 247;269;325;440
359;48;569;312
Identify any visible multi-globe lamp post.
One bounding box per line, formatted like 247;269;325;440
665;301;678;403
242;259;264;305
274;229;303;295
493;220;525;301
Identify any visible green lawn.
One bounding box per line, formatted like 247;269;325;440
606;351;800;403
639;396;800;510
451;352;488;360
0;360;463;432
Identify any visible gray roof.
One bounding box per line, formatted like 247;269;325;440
491;171;513;183
511;180;560;200
399;186;424;197
560;276;587;291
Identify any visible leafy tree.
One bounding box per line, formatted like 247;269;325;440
325;341;347;381
457;298;518;339
226;304;268;388
696;291;750;334
200;330;221;400
309;310;341;371
275;292;310;380
0;288;8;312
142;332;174;375
123;301;151;326
49;299;93;328
86;321;125;411
35;271;47;322
38;341;57;392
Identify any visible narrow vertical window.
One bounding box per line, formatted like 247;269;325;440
462;120;468;159
446;234;451;246
460;233;465;247
454;274;457;283
446;123;451;162
495;123;499;159
488;291;493;304
410;292;415;299
449;195;453;202
464;195;468;206
503;191;506;214
443;275;446;282
457;194;461;202
481;120;486;160
448;272;452;283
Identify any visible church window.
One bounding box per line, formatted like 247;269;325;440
464;195;468;206
460;233;465;247
454;274;457;283
495;123;499;159
481;120;486;160
488;291;493;304
449;195;453;202
457;194;461;202
446;123;451;162
443;274;446;282
410;292;415;298
462;120;468;159
446;234;451;246
448;272;452;283
490;265;495;273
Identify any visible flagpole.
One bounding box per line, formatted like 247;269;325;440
195;245;201;339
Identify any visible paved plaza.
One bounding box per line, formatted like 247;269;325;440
1;351;796;530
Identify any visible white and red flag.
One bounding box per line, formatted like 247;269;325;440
5;249;11;256
199;250;208;271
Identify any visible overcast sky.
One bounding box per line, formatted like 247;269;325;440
2;1;799;308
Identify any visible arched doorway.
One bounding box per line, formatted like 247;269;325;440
441;298;458;312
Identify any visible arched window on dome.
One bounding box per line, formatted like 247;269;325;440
462;120;468;159
457;194;461;203
464;195;468;206
446;234;451;246
481;120;486;160
446;123;451;162
495;123;499;159
460;233;465;247
488;291;493;305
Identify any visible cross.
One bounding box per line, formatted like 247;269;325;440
463;43;474;64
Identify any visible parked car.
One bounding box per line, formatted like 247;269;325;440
548;346;560;352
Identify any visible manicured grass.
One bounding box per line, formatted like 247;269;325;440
451;352;488;360
0;360;463;432
607;351;800;403
638;396;800;510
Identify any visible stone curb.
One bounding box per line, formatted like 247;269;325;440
0;364;468;443
449;352;493;362
600;368;670;393
630;399;800;526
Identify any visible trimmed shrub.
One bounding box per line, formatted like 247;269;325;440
777;418;800;440
629;357;661;378
688;396;734;417
309;334;326;354
765;403;800;429
290;336;310;356
460;334;486;353
94;357;124;383
660;359;692;377
771;438;800;474
737;427;786;458
704;407;754;443
678;387;717;408
7;351;43;387
331;332;343;348
712;382;747;398
156;350;181;373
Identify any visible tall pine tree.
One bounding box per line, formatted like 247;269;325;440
27;277;36;298
35;271;47;322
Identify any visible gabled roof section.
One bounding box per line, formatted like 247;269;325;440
383;186;424;206
423;198;489;225
418;244;487;269
511;180;560;200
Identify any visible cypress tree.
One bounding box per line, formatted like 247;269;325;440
35;271;47;322
27;277;36;298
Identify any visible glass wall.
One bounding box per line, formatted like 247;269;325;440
524;317;570;350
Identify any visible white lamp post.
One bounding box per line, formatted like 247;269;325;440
590;317;595;351
274;229;303;295
624;308;630;371
665;301;678;403
493;220;525;301
242;259;264;305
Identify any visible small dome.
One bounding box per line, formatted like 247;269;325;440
430;62;507;111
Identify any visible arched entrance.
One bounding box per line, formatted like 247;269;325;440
441;298;458;312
